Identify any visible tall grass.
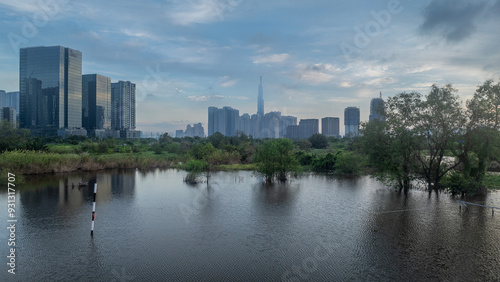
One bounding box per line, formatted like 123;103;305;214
0;150;175;175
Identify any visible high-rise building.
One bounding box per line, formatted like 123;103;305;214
322;117;340;137
111;81;136;130
82;74;111;131
299;119;319;139
250;114;261;138
1;107;16;128
344;107;360;137
175;130;184;138
207;106;239;136
286;125;300;139
0;91;19;114
369;92;385;122
184;123;204;137
258;76;264;116
281;115;297;138
19;46;82;131
239;113;251;136
262;111;282;138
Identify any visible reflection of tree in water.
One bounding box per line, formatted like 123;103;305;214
360;188;500;280
254;181;297;205
247;182;301;263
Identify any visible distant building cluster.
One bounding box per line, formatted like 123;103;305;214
207;77;385;139
2;46;386;139
0;45;141;138
176;123;204;138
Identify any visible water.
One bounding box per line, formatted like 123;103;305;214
1;169;500;281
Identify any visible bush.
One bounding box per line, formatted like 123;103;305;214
298;139;312;151
441;171;482;196
184;159;209;172
334;151;366;175
295;151;317;166
309;133;328;149
312;152;337;173
254;138;299;183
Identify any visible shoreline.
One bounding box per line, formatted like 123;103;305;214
1;150;499;192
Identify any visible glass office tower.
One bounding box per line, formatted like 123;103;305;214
111;81;136;130
19;46;82;129
344;107;360;137
82;74;111;130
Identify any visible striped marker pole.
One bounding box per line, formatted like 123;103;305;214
91;183;97;236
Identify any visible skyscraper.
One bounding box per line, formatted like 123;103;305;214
111;81;136;130
184;123;204;137
299;119;319;139
369;92;385;122
19;46;82;131
82;74;111;131
207;106;239;136
1;107;16;128
344;107;360;137
0;91;19;113
239;113;251;136
257;76;264;116
322;117;340;137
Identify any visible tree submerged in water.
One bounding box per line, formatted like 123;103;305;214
254;138;299;183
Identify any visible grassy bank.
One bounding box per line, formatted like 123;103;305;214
0;150;178;175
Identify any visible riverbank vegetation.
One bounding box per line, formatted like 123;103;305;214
0;80;499;195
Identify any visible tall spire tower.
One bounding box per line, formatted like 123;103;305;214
257;75;264;115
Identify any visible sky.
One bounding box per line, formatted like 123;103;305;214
1;0;499;136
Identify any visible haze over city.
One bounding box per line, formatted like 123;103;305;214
1;0;500;135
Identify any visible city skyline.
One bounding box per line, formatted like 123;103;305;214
1;0;500;135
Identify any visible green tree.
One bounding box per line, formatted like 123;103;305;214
298;139;312;151
309;133;328;149
208;132;226;149
334;151;366;174
312;152;337;173
455;79;500;195
415;84;466;191
0;119;30;152
360;92;422;192
254;138;299;183
159;132;172;144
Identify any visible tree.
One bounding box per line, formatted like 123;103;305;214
208;132;226;149
184;143;218;184
159;132;172;144
415;84;466;191
455;79;500;195
254;138;299;183
312;152;337;173
309;133;328;149
360;92;421;192
0;119;30;152
298;139;312;151
334;151;366;175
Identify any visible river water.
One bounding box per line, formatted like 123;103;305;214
1;169;499;281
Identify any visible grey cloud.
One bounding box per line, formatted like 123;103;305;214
492;0;500;13
419;0;487;42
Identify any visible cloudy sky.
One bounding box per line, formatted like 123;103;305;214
1;0;499;135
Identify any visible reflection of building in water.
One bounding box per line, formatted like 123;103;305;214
56;171;133;206
111;170;136;197
95;172;112;202
58;176;85;207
